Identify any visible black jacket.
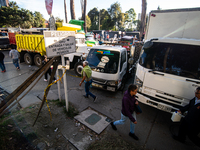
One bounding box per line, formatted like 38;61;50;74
0;52;5;61
180;97;200;131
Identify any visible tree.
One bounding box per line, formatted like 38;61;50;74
88;8;99;30
86;15;91;31
33;11;45;28
108;2;123;30
81;0;87;32
55;17;63;22
139;0;147;40
70;0;75;20
64;0;68;23
100;9;114;30
125;8;136;31
0;1;45;28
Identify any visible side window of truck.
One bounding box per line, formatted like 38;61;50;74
120;51;126;72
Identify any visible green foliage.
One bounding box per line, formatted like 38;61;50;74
88;7;99;30
0;1;45;28
55;17;63;22
86;15;91;31
125;8;137;31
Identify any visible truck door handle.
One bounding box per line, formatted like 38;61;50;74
148;70;164;76
186;79;200;84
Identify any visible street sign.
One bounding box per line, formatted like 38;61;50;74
44;31;76;57
45;0;53;15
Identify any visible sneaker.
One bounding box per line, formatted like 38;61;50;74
172;135;185;143
110;122;117;130
93;96;97;102
129;132;139;140
1;70;6;73
44;79;48;82
83;95;88;98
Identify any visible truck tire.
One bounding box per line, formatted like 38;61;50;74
34;54;43;67
74;62;83;76
24;53;33;65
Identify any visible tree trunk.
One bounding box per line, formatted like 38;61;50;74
70;0;76;20
64;0;68;23
139;0;147;41
84;0;87;33
81;0;87;33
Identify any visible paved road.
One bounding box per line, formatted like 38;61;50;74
0;50;199;150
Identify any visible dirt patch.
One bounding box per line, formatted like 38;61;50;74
0;100;146;150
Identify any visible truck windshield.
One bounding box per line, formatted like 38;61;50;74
139;42;200;79
87;48;120;74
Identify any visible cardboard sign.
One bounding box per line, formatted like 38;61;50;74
44;31;76;57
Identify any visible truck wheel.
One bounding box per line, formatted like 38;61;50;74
74;62;83;76
34;54;43;67
24;53;33;65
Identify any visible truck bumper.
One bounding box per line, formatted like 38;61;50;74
137;93;178;113
91;82;117;92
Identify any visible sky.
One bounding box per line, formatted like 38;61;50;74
13;0;200;22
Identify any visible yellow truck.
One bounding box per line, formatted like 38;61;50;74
15;22;83;67
16;33;46;67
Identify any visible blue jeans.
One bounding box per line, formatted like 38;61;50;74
85;79;95;98
113;112;136;134
0;60;5;71
13;58;20;68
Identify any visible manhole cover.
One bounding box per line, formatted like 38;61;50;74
85;113;101;125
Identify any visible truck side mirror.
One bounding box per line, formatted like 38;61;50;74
143;41;153;49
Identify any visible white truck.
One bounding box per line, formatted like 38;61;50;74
134;8;200;113
86;45;135;92
64;33;91;76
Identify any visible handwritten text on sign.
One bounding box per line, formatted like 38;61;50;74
44;31;76;57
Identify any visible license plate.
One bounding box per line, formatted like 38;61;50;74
92;83;103;88
107;86;115;92
157;103;172;112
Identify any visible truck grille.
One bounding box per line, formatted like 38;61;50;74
92;77;107;84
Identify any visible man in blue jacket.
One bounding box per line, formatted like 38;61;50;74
173;87;200;147
111;84;139;140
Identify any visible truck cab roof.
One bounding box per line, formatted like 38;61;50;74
91;45;126;53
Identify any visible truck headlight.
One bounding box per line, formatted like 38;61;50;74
134;76;143;92
107;81;118;86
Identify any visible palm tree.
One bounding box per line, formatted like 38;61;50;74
70;0;75;20
64;0;68;23
81;0;87;32
139;0;147;41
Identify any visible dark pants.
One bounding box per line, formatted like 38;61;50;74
13;58;20;69
178;119;200;147
45;68;55;80
0;60;5;71
85;79;95;98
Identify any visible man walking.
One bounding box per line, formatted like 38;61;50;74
0;51;6;72
173;87;200;147
9;44;20;70
79;61;97;102
111;84;139;140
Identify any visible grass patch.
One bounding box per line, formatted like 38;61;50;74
54;99;79;118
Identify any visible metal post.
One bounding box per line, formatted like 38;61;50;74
61;55;68;111
56;68;61;102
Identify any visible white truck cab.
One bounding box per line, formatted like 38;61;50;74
86;45;128;92
134;8;200;113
